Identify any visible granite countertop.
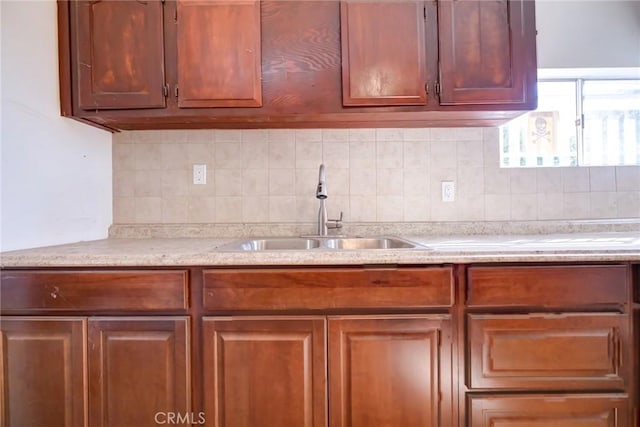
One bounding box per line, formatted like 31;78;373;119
1;232;639;267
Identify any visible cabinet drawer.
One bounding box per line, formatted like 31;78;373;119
467;265;628;307
467;314;630;390
468;394;630;427
0;270;188;312
202;267;453;311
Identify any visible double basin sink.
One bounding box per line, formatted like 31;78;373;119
220;237;424;251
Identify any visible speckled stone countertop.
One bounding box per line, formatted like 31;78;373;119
1;232;639;267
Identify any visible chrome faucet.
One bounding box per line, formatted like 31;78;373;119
316;164;343;236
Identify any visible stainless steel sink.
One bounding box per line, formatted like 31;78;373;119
219;236;423;251
323;237;418;250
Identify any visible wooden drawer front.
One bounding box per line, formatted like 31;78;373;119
468;314;630;390
468;394;630;427
0;270;188;312
203;267;453;311
467;265;628;307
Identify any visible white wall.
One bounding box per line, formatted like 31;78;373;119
1;0;112;252
537;0;640;68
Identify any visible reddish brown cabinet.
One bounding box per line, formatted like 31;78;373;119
0;317;85;427
438;0;537;106
328;315;451;427
340;1;428;106
202;316;326;427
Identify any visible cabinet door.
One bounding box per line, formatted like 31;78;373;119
177;0;262;108
88;317;190;427
340;1;428;106
73;0;166;109
329;315;451;427
468;394;630;427
202;316;326;427
438;0;537;106
0;317;85;427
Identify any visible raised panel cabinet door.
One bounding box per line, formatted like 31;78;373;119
329;315;451;427
438;0;537;106
73;0;166;109
468;394;631;427
177;0;262;108
0;317;86;427
202;316;326;427
340;1;428;106
467;314;631;391
88;317;190;427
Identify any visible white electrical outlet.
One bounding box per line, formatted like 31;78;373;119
193;164;207;185
441;181;455;202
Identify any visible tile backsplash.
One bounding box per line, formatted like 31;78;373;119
113;128;640;224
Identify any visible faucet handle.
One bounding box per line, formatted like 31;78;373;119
327;211;344;229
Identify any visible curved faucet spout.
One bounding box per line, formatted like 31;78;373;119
316;164;327;200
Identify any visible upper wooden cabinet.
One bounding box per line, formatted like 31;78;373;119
340;1;428;106
438;0;537;106
177;0;262;108
72;0;166;109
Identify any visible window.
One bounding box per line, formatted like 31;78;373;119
500;77;640;168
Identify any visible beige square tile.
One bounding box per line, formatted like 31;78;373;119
376;128;403;142
403;128;430;142
134;143;162;170
295;197;318;223
268;141;295;168
215;142;243;169
483;167;510;194
457;140;484;167
328;169;350;196
455;127;483;141
186;143;214;166
162;197;189;223
349;140;376;169
113;170;135;198
589;192;617;219
429;141;457;169
295;168;318;196
510;194;537;220
349;128;376;142
562;167;590;192
242;169;268;196
377;195;404;221
322;129;349;143
350;169;377;196
130;130;166;144
482;129;501;167
562;192;591;219
188;171;216;197
269;169;296;196
403;141;429;169
215;129;242;143
376;140;403;169
458;167;484;195
377;169;403;196
403;169;429;196
350;196;377;221
322;141;349;169
510;168;537;194
430;199;460;221
113;143;136;171
295;129;322;143
403;196;430;221
113;197;136;223
113;132;133;144
457;195;485;221
242;129;268;143
616;192;640;218
188;196;217;223
268;129;296;143
296;141;322;169
429;168;457;200
135;197;162;223
161;144;189;170
589;167;616;192
269;196;297;222
537;193;564;220
485;194;511;220
134;170;162;197
616;166;640;191
536;168;563;193
161;170;189;197
327;196;348;220
243;197;269;222
214;197;242;222
242;141;268;169
184;130;214;143
215;169;242;196
430;128;457;141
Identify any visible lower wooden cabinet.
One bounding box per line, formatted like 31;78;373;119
0;316;190;427
468;394;631;427
202;315;451;427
